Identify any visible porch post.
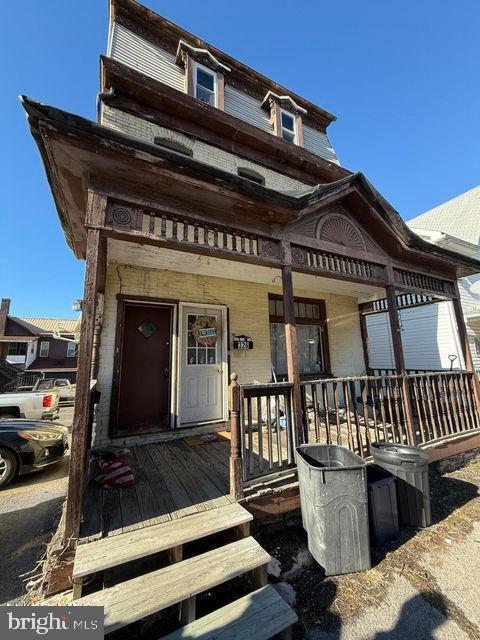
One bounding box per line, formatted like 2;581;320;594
281;241;303;446
358;307;372;375
229;373;244;501
385;283;416;444
451;282;480;410
64;191;107;544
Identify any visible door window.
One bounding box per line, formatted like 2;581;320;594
186;314;217;365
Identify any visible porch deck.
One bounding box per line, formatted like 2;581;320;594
80;435;232;542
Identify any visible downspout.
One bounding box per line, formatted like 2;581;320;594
96;87;115;123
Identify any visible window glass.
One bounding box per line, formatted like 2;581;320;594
39;341;49;358
67;342;76;358
270;323;323;375
280;110;296;143
186;314;217;365
7;342;27;356
195;67;216;106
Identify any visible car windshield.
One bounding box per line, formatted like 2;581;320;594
35;380;54;391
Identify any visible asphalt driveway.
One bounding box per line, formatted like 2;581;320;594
0;405;73;604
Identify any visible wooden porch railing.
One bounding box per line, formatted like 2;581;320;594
228;370;480;493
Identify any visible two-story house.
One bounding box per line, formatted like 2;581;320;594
22;0;480;632
0;297;79;390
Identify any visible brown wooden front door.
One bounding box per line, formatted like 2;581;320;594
115;302;172;435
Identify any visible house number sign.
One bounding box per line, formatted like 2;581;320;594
233;335;254;350
191;316;219;346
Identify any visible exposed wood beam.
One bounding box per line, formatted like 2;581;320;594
281;241;303;446
65;192;107;544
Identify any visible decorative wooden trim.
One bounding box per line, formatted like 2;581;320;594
295;115;304;148
393;267;455;298
105;202;143;231
216;72;225;111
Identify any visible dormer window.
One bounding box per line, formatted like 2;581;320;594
195;64;217;107
176;41;230;111
261;91;306;147
280;110;296;144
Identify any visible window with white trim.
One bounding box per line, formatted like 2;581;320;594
194;64;217;107
66;342;76;358
39;341;50;358
280;109;297;144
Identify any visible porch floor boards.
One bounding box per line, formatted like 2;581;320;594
80;437;232;542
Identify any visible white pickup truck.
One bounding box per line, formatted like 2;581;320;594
0;390;60;421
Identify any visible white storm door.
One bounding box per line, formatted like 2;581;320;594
180;306;225;425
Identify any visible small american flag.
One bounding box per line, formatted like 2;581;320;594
95;455;134;488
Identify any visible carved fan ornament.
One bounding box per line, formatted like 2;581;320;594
316;215;366;251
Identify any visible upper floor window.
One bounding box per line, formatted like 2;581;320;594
66;342;76;358
154;137;193;157
39;341;49;358
195;64;217;107
237;167;265;185
280;110;297;144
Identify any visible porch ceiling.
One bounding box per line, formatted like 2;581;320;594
107;238;385;302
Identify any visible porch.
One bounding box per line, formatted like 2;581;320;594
80;436;231;541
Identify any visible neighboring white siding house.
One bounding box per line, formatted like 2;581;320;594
108;22;340;166
366;185;480;370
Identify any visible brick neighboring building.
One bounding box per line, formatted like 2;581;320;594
0;298;79;389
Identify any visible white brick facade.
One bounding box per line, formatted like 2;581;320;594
93;261;366;445
102;105;308;192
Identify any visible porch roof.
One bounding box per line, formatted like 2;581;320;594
21;96;480;279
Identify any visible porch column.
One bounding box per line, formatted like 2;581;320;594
385;283;416;444
281;241;303;446
451;282;480;409
65;191;107;543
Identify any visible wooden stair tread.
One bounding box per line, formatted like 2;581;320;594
73;502;252;579
75;536;271;635
161;585;297;640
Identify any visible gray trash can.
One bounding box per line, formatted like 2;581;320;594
371;442;431;528
367;464;399;546
297;444;371;576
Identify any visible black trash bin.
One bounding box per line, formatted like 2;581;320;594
371;442;431;528
367;464;399;546
297;444;371;576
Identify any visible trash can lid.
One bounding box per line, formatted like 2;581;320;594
371;442;428;466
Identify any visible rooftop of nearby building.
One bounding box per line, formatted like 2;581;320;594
408;184;480;247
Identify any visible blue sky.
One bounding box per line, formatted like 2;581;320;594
2;0;479;317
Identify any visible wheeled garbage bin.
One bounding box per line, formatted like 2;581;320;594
297;444;371;576
367;464;399;546
371;442;431;528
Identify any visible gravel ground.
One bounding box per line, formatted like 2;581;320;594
256;457;480;639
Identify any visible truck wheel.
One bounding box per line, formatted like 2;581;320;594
0;448;17;488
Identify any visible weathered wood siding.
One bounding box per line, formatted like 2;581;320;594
108;22;340;165
223;85;272;133
303;125;339;165
110;22;185;92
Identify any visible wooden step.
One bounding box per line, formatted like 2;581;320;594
161;585;297;640
74;536;271;635
73;502;252;580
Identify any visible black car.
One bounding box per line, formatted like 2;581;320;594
0;419;69;488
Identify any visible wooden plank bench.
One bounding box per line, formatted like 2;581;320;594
73;502;252;581
161;585;297;640
74;536;271;634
